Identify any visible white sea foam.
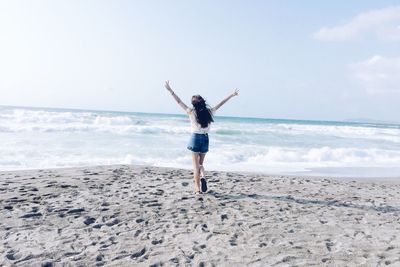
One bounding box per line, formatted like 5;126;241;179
212;122;400;143
0;106;399;176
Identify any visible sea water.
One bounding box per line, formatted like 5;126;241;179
1;105;400;177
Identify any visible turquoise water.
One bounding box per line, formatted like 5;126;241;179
1;105;399;177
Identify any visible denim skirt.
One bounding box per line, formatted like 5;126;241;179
187;133;209;153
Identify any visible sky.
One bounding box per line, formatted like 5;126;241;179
0;0;400;121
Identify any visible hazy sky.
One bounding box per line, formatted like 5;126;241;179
1;0;400;121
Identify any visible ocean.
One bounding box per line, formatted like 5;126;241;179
1;105;399;177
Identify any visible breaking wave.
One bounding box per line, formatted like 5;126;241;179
1;106;399;176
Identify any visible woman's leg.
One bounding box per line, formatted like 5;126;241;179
199;153;206;177
191;152;201;192
199;153;208;192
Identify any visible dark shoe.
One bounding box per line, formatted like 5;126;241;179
200;178;207;193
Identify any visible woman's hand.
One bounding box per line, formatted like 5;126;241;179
231;88;239;97
165;80;173;92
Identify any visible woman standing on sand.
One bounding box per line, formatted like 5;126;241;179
165;80;239;194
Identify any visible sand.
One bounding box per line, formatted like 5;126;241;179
1;165;400;266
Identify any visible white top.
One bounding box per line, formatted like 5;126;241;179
186;108;215;134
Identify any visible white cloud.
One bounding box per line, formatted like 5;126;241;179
348;55;400;94
314;6;400;41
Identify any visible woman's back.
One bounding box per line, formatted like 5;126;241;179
186;107;214;134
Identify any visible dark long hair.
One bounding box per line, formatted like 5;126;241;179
191;95;214;128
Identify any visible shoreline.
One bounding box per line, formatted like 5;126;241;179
1;164;400;183
1;164;400;266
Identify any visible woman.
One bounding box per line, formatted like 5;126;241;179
165;80;239;194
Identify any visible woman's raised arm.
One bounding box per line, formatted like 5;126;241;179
164;80;189;112
212;89;239;112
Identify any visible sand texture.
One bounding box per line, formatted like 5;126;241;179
1;165;400;266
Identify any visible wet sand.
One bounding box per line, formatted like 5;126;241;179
1;165;400;266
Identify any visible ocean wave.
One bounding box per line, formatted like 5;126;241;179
0;108;148;126
1;107;399;144
0;124;191;135
274;123;400;143
1;106;400;176
211;122;400;144
246;146;400;165
2;146;399;175
0;108;192;135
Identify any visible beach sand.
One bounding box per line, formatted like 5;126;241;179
1;165;400;266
